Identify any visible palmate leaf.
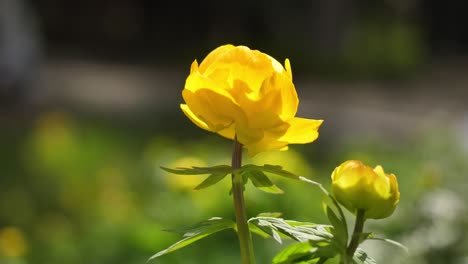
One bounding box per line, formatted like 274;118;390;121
301;180;344;251
235;164;301;194
248;216;334;243
193;173;229;190
272;241;340;264
239;164;301;180
257;212;283;218
272;242;314;263
243;169;284;194
322;196;348;247
298;176;348;247
160;165;232;175
250;216;340;264
148;217;235;261
161;163;304;194
297;182;347;246
160;165;232;190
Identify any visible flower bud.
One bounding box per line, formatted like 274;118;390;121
331;160;400;219
180;44;323;156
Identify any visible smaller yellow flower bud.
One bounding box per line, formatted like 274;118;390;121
331;160;400;219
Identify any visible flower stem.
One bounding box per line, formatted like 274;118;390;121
231;137;256;264
346;209;366;262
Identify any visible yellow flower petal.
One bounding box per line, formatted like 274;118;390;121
198;44;235;73
279;118;323;143
231;72;297;127
185;69;230;94
247;111;285;130
234;122;264;146
389;173;400;206
284;58;293;80
258;72;298;119
245;134;289;157
180;104;209;131
204;46;279;94
217;124;236;140
190;60;199;74
182;89;242;132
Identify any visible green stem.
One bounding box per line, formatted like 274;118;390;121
346;209;366;262
231;137;255;264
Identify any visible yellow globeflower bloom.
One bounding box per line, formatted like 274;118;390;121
180;44;323;156
331;160;400;219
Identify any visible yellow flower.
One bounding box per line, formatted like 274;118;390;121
180;44;323;156
331;160;400;219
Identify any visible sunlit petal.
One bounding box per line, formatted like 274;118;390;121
280;118;323;143
180;104;209;131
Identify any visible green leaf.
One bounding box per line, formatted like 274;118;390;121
368;237;409;254
193;173;229;190
163;217;235;234
248;217;284;243
259;217;339;264
242;164;301;180
245;169;284;194
248;217;333;243
322;195;348;246
313;244;340;259
324;205;347;246
248;223;272;239
160;165;232;175
297;173;349;246
148;217;235;261
272;242;314;264
272;241;339;264
352;248;376;264
241;165;329;200
257;212;283;218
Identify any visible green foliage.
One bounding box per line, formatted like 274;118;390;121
271;242;316;263
242;164;303;180
248;216;339;263
194;173;230;190
272;240;339;264
322;197;348;247
160;164;305;195
240;164;318;194
242;169;284;194
161;165;232;191
248;216;333;243
149;217;236;261
3;110;467;264
161;165;233;175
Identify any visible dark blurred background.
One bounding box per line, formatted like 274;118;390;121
1;0;468;263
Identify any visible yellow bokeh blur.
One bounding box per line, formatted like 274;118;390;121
0;226;28;257
165;156;208;191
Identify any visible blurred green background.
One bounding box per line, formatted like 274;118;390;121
1;0;468;263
